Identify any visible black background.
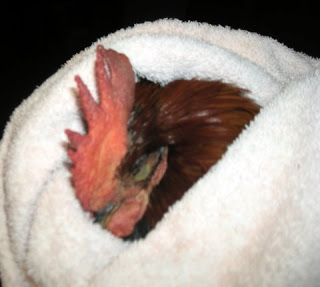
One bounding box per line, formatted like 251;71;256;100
2;1;318;134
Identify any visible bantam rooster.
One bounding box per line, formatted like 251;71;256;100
66;45;260;240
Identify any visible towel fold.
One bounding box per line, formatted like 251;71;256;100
1;19;319;286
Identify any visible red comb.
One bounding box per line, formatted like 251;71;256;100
66;45;135;212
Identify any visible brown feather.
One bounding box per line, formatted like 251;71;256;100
122;79;260;231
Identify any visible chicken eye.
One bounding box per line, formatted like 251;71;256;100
134;159;152;181
132;147;166;183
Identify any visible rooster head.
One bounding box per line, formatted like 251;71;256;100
66;45;167;237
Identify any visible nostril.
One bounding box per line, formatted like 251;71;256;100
93;202;117;223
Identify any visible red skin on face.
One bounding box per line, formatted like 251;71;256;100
66;46;155;237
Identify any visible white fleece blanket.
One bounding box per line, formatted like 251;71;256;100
1;19;320;287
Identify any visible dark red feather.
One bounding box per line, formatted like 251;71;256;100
122;79;260;232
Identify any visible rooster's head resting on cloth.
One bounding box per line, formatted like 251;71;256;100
66;45;260;239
